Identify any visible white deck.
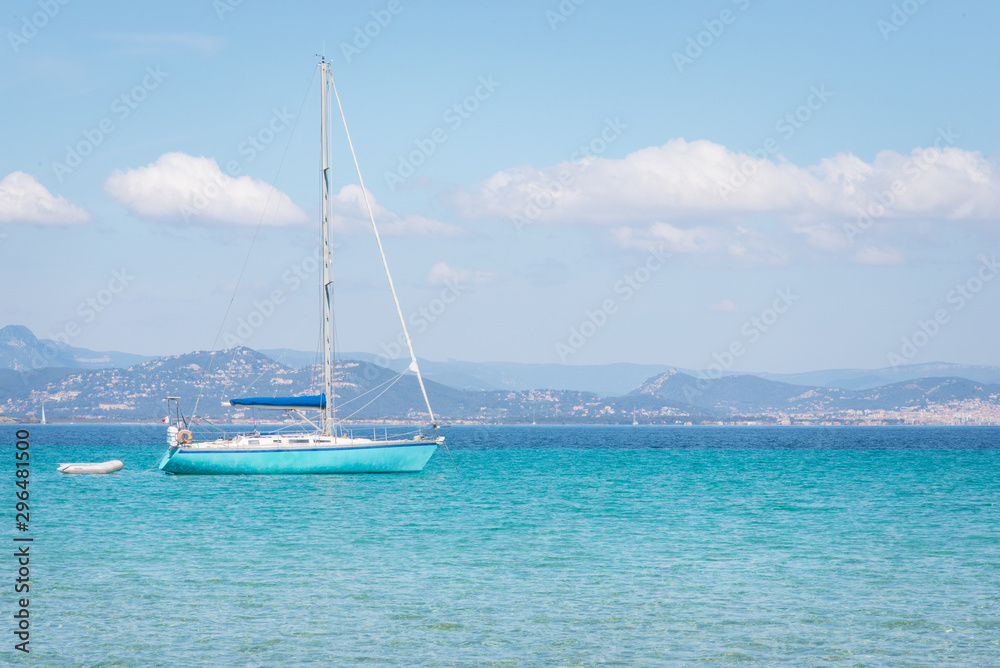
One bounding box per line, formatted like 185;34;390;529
179;433;438;452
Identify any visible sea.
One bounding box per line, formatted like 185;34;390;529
2;424;997;667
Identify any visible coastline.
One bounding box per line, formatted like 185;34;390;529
4;417;997;426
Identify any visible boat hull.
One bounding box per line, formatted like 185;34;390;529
158;441;438;475
58;460;124;474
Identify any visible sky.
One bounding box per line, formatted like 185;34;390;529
1;0;998;374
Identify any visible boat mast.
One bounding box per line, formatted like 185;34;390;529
320;59;335;436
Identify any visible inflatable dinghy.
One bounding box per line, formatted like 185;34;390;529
57;460;124;474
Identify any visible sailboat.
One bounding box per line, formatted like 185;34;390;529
40;404;46;425
157;59;442;475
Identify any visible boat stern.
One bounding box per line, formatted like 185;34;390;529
156;446;178;471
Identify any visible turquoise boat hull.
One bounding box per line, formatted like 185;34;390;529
158;441;438;475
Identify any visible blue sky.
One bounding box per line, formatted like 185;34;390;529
1;0;998;373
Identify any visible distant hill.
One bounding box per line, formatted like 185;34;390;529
753;362;1000;390
258;348;326;369
0;325;154;371
1;326;998;424
3;351;996;424
407;359;679;395
259;345;1000;395
1;344;695;424
0;346;474;423
260;348;677;395
7;325;1000;397
632;368;1000;415
1;325;81;371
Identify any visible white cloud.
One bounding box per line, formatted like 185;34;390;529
709;299;738;312
426;261;495;286
0;172;89;225
450;138;1000;225
331;185;464;238
447;138;1000;262
104;152;308;226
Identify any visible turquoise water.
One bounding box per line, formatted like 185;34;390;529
3;425;998;666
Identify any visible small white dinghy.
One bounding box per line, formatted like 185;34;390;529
57;460;124;475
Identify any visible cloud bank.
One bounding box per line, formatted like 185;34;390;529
446;136;999;263
451;137;999;223
0;172;90;224
104;152;308;226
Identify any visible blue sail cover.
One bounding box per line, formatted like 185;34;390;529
228;394;326;410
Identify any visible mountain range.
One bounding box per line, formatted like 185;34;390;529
6;325;999;395
259;346;1000;394
2;325;998;424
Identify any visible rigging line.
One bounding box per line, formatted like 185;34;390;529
327;68;438;429
185;412;224;431
336;369;408;408
192;68;319;416
341;370;407;420
441;436;460;474
338;369;408;411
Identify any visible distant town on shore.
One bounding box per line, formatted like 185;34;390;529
2;325;998;426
